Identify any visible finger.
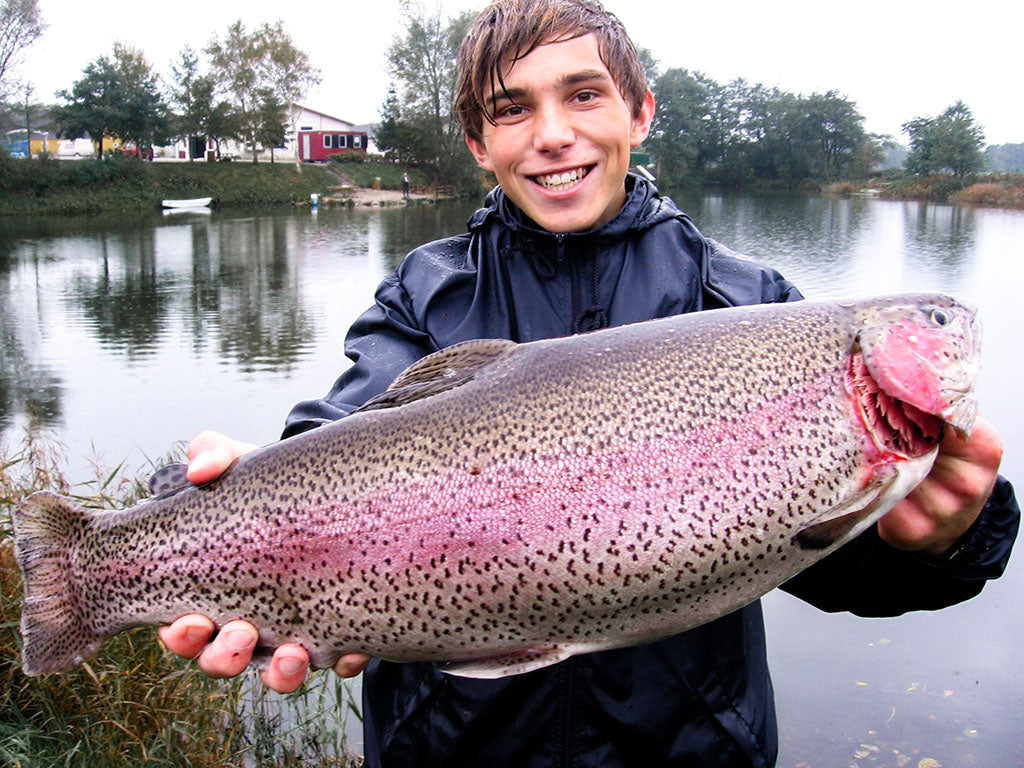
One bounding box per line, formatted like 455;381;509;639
158;614;216;659
259;643;310;693
186;431;237;485
938;414;1002;465
196;619;258;678
334;653;372;678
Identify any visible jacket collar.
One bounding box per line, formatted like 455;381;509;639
467;173;681;243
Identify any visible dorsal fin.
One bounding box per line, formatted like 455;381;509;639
148;463;192;498
355;339;518;413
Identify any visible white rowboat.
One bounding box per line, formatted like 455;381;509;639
161;197;213;209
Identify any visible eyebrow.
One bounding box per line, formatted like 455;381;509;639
487;69;613;111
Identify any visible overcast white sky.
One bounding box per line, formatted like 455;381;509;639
18;0;1024;145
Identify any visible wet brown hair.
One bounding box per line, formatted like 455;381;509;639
455;0;648;141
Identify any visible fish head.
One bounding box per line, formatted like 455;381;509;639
846;294;980;458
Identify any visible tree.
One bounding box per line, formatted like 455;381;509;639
52;45;169;159
649;68;710;182
206;19;319;163
800;91;870;182
0;0;45;97
903;101;985;181
52;56;119;158
254;88;287;163
110;43;170;153
374;84;402;161
201;96;239;160
170;45;211;160
384;2;480;190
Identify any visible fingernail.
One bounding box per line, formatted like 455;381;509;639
189;449;216;474
225;629;256;652
278;656;305;676
185;624;208;643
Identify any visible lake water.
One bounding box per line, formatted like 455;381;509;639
2;194;1022;765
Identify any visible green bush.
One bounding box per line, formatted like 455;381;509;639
328;150;374;164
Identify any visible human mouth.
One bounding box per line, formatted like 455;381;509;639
532;166;592;191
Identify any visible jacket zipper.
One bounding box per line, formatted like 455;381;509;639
558;234;583;335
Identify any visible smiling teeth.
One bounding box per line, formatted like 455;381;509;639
535;167;588;190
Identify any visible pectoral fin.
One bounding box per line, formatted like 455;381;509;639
794;474;900;550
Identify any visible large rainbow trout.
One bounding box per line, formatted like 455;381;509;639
14;294;979;678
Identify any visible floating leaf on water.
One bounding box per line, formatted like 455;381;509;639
943;690;954;697
918;759;941;768
859;744;879;752
878;638;891;645
856;681;869;686
963;727;979;738
906;682;920;692
854;749;870;758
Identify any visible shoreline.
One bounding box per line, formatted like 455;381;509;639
325;186;439;207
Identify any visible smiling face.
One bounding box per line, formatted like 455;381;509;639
465;34;654;234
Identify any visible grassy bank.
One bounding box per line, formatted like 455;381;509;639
1;424;362;767
876;174;1024;208
328;155;433;191
0;154;342;216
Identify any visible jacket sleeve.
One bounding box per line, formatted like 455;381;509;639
281;271;434;439
700;237;803;307
782;475;1020;615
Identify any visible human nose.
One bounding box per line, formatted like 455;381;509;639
532;102;575;152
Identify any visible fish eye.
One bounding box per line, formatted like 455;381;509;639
928;308;950;327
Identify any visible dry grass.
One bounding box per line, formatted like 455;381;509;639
955;181;1024;208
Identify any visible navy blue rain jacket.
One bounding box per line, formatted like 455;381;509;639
283;176;1019;768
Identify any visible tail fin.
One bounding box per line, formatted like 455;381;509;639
13;491;104;675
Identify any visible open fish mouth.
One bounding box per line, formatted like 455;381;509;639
848;350;944;459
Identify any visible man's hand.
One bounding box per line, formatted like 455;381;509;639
157;615;371;693
158;431;371;693
185;430;259;485
879;415;1003;557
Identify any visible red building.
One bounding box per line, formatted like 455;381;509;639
298;130;369;162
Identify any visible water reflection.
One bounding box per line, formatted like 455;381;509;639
0;202;482;463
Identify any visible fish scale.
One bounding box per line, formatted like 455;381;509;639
13;293;980;677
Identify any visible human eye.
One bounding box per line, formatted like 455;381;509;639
494;102;526;121
572;89;602;106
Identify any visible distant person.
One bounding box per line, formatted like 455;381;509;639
402;172;410;198
160;0;1018;765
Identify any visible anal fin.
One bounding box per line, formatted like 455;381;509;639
442;644;577;679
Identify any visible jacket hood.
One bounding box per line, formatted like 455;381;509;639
467;173;682;242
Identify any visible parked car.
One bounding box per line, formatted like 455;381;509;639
56;138;97;158
121;143;154;161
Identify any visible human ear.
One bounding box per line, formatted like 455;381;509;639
465;133;495;172
629;90;656;148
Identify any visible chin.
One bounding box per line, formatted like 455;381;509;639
525;203;603;234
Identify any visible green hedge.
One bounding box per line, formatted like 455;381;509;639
0;153;339;215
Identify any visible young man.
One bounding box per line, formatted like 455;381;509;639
161;0;1017;764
